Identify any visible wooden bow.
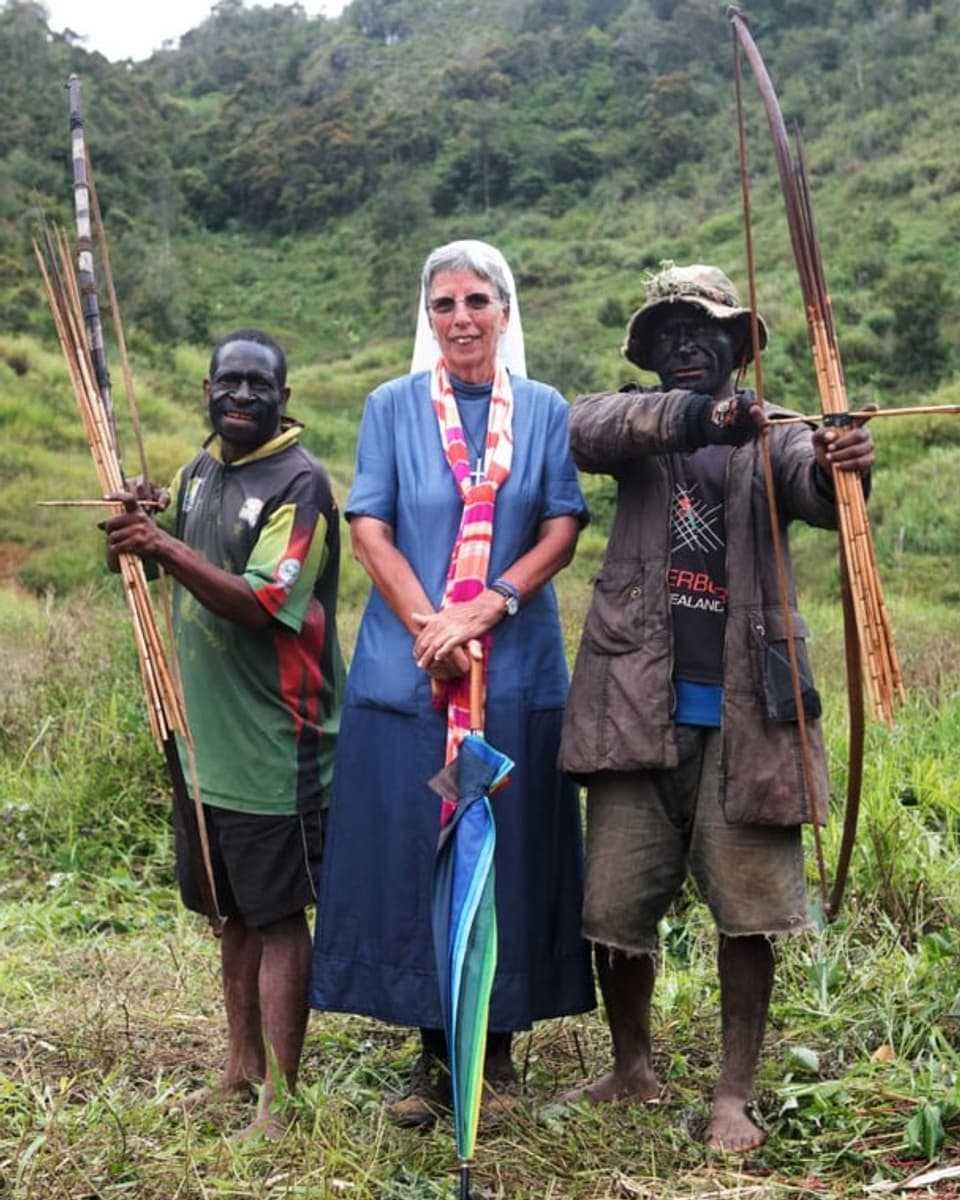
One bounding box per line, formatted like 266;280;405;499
56;77;223;931
728;9;905;919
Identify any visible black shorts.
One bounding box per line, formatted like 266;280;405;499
174;803;324;928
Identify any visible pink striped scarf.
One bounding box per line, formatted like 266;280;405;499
431;357;514;776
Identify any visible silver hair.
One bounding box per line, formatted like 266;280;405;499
421;240;511;310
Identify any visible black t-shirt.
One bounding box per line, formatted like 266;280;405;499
668;444;732;686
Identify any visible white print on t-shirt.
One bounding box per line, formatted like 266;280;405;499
238;497;265;528
182;476;203;514
671;484;724;555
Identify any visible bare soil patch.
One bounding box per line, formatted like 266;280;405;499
0;542;29;580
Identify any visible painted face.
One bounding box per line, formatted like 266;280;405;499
427;268;509;384
205;339;287;459
648;307;736;395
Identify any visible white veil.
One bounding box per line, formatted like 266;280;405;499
410;239;527;378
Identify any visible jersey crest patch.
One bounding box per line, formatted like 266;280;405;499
277;557;301;589
238;497;265;528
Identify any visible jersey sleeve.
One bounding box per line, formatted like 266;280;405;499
155;467;184;536
243;466;333;633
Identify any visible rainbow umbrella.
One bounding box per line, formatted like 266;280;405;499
429;662;513;1200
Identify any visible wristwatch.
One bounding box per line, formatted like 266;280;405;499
490;578;520;616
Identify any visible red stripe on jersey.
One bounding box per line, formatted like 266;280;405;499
255;516;316;619
275;599;325;734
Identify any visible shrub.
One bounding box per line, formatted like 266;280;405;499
596;296;627;328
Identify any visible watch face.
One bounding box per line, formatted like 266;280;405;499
492;581;519;615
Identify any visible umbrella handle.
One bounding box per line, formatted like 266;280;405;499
469;649;483;732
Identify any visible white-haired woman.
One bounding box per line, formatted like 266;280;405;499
311;240;594;1123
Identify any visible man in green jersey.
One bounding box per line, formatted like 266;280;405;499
104;329;344;1138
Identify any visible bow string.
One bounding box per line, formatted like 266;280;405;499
728;9;905;919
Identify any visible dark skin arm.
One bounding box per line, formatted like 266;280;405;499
725;389;876;474
811;413;876;475
411;514;580;667
103;499;270;632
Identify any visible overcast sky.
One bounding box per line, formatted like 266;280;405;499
44;0;346;63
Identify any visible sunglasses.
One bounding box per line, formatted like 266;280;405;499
428;293;497;314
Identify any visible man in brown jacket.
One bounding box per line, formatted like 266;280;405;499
559;263;875;1152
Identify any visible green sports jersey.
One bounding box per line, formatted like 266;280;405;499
160;426;344;816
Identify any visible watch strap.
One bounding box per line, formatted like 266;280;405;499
490;577;520;614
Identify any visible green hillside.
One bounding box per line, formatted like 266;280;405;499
2;0;960;601
6;5;960;1196
2;0;959;373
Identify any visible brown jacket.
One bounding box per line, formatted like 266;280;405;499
559;387;844;826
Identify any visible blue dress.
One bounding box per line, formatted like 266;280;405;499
310;370;596;1030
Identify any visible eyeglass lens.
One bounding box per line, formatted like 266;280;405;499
429;293;495;314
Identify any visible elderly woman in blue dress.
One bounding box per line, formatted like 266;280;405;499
311;239;595;1123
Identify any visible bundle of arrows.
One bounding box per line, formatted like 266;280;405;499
32;223;188;750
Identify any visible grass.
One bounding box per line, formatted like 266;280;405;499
4;276;960;1196
3;567;960;1198
5;3;960;1186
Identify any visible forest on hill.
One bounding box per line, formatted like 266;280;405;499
2;0;960;601
2;0;959;388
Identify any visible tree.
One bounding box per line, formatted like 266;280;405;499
883;266;951;384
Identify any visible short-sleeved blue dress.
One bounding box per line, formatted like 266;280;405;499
310;370;596;1031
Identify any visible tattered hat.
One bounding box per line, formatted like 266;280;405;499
622;262;768;371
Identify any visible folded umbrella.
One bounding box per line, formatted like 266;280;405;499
429;656;514;1200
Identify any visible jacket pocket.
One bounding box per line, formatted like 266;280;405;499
749;607;821;723
582;562;645;655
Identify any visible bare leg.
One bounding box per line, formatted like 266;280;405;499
238;909;312;1139
171;919;263;1113
707;933;774;1152
221;918;267;1093
563;943;660;1104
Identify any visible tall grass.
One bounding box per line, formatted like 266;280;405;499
3;572;960;1197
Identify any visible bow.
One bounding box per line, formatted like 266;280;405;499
728;10;905;919
62;76;223;931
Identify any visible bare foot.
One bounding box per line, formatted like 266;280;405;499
233;1109;291;1143
170;1079;257;1114
706;1095;766;1153
560;1067;661;1107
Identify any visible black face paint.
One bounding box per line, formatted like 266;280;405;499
648;309;736;395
